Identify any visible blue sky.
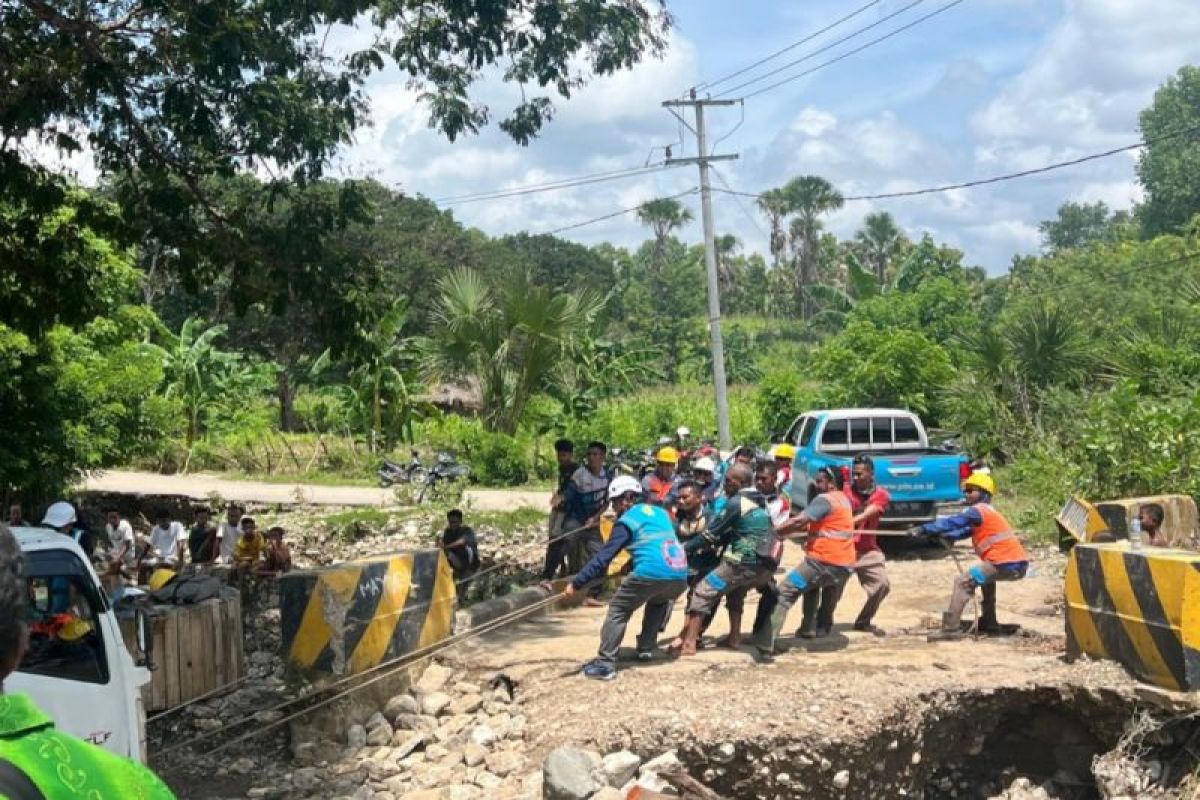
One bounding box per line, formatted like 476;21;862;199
330;0;1200;273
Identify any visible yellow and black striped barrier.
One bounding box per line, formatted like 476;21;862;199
279;550;456;676
1065;541;1200;691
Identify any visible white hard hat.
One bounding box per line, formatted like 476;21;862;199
607;475;643;500
676;426;690;437
41;501;77;529
692;457;717;473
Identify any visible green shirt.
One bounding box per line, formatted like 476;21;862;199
0;693;174;799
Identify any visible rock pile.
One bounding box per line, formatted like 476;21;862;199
282;662;539;800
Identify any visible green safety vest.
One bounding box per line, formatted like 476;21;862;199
0;693;174;799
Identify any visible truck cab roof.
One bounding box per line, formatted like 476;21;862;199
12;525;87;558
806;408;915;418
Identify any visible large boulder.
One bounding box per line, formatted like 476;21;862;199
543;746;602;800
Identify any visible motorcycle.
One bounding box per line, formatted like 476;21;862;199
378;450;427;487
416;452;472;504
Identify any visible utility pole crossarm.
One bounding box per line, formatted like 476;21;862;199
664;155;739;167
661;99;742;108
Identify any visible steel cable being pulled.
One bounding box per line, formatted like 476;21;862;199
147;515;601;728
154;588;567;762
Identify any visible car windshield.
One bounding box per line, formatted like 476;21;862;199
18;549;109;684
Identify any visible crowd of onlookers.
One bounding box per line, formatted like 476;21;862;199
7;499;292;588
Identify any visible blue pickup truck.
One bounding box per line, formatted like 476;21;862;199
780;408;969;525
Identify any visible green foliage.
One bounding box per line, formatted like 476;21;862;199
755;371;820;440
1137;65;1200;236
1038;201;1134;253
811;321;955;421
565;385;762;450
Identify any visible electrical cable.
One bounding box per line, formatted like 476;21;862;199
737;0;967;100
710;165;768;240
432;163;681;205
707;125;1200;203
714;0;932;98
691;0;887;95
541;189;698;236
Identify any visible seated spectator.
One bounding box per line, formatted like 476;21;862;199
8;502;27;527
188;507;219;566
140;508;187;583
103;508;136;571
217;503;243;565
441;509;479;602
259;527;293;575
1140;503;1169;547
233;517;264;563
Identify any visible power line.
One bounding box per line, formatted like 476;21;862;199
432;163;681;205
708;126;1200;204
691;0;887;95
737;0;967;100
714;0;933;98
711;165;768;240
540;189;697;236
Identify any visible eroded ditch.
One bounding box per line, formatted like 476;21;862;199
677;685;1200;799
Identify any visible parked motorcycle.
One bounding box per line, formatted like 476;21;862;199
416;452;472;504
378;450;427;487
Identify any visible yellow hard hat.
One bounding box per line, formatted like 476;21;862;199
148;568;177;592
655;446;679;465
774;444;796;460
963;471;995;496
59;618;94;642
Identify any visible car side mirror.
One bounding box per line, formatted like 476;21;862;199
135;607;156;671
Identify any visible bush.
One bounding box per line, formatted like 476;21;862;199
755;370;820;440
472;432;530;485
564;384;763;450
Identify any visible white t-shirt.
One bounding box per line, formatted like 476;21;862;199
217;521;242;563
105;520;136;564
148;522;187;564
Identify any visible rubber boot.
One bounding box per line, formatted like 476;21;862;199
977;585;1002;635
927;612;964;642
816;586;837;637
796;592;820;639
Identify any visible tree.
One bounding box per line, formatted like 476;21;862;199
143;317;263;447
1038;201;1133;253
756;188;790;269
421;269;605;434
344;298;420;451
637;198;694;253
3;1;669;292
778;176;844;316
854;211;905;283
1137;65;1200;236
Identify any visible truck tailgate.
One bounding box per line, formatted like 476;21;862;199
873;454;965;504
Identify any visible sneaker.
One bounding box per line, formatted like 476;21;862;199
853;622;886;638
582;660;617;681
636;650;654;662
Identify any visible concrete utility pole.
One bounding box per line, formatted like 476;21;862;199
662;93;739;451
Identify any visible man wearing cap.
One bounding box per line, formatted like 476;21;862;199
41;501;97;559
772;444;795;491
566;476;688;681
690;456;722;510
911;471;1029;640
642;447;680;510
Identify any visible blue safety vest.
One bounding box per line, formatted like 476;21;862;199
620;504;688;582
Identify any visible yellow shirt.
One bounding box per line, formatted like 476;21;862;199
233;532;265;564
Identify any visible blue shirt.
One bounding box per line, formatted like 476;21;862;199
571;504;687;588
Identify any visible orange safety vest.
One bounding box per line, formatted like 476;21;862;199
645;474;673;503
807;491;857;567
972;503;1028;564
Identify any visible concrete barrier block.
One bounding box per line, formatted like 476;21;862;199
1066;541;1200;691
279;549;456;676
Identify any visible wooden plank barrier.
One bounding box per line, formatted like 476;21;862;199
120;594;245;712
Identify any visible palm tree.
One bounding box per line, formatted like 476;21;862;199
780;176;844;316
636;197;693;256
855;211;905;284
714;233;741;296
420;269;605;434
803;252;880;333
756;187;790;269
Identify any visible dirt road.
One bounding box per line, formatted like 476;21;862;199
80;469;551;510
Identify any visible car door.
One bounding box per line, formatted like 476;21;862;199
790;415;818;506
